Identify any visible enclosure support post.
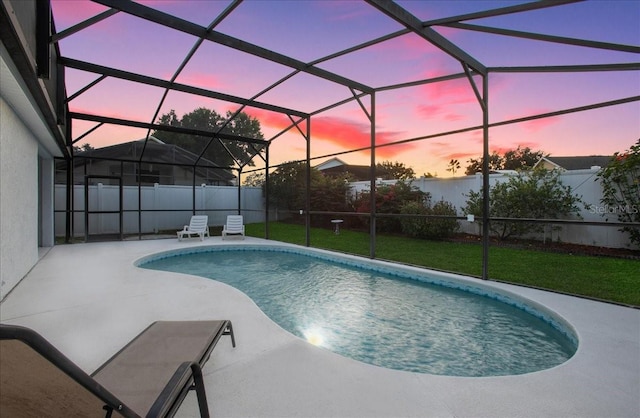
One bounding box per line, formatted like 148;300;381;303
65;113;73;243
192;167;197;215
236;169;242;214
481;74;490;280
265;145;270;239
84;179;89;242
119;179;123;241
65;156;72;243
369;92;376;259
305;116;311;247
137;160;142;240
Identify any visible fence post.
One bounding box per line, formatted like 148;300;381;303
153;183;159;233
97;182;103;235
200;184;206;214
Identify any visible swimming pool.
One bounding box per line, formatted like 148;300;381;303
138;245;577;377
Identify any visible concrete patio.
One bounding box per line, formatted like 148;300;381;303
1;237;638;418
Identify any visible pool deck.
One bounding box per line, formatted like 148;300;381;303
1;237;638;417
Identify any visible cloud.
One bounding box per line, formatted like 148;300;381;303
416;104;465;122
368;33;442;60
175;72;224;90
424;138;477;162
314;1;374;22
520;116;560;133
413;76;478;122
491;141;542;155
420;77;476;105
445;151;477;161
243;108;414;158
51;1;109;28
241;108;297;131
505;108;561;132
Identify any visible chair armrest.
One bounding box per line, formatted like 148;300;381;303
0;324;138;418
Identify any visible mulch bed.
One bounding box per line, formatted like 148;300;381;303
448;234;640;260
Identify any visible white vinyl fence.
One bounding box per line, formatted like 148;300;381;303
56;170;636;248
55;184;265;237
351;169;636;249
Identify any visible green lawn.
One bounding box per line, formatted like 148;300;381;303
245;222;640;307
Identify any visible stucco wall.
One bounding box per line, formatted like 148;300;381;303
1;97;39;300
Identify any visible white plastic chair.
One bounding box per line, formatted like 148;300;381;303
177;215;210;241
222;215;245;240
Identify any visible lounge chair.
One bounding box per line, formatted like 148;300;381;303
0;320;235;418
177;215;210;241
222;215;245;240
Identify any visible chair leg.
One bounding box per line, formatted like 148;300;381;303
224;321;236;348
190;363;210;418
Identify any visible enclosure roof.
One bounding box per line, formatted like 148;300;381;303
49;0;639;174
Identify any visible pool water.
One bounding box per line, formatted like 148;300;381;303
140;246;577;376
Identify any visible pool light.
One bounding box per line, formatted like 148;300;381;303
303;328;325;346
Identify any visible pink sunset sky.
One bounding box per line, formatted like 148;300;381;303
51;0;639;177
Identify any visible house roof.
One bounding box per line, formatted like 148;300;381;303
314;157;348;171
318;163;371;181
535;156;613;171
72;137;235;182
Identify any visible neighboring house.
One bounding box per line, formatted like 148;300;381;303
57;137;236;186
534;155;612;171
315;157;371;181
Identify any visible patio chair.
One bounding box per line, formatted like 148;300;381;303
222;215;245;240
177;215;210;241
0;320;235;418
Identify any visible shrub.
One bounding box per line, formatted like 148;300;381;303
353;181;427;233
400;199;459;240
463;169;584;240
597;141;640;248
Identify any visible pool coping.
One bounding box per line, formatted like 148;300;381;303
1;236;638;417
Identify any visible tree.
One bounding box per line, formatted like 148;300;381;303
310;173;354;218
73;143;94;153
152;108;265;168
446;159;460;176
503;147;545;171
464;146;544;175
376;161;415;180
597;140;640;248
266;161;352;225
462;169;585;240
465;152;503;175
266;161;310;211
243;171;265;187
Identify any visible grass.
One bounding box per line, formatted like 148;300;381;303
245;222;640;307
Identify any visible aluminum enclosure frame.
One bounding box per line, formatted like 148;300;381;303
40;0;640;279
